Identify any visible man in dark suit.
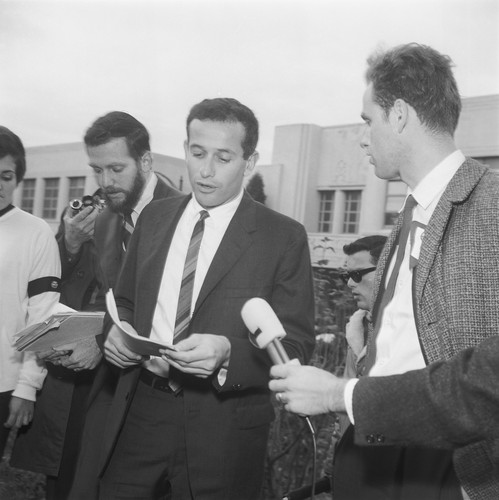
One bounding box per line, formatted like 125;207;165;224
270;44;499;499
70;98;315;500
11;111;180;499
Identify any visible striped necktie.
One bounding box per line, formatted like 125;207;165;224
122;211;134;251
173;210;210;343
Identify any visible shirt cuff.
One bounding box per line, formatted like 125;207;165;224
344;378;359;424
12;383;37;402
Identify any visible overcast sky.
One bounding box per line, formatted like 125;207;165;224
1;0;498;164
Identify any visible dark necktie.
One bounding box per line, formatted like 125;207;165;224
363;195;417;375
122;211;134;251
173;210;210;343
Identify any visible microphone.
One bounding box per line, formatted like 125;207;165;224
241;297;294;366
241;297;318;499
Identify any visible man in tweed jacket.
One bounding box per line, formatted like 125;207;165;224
270;43;499;499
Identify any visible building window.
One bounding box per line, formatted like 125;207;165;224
43;178;60;219
21;179;36;214
68;176;86;202
318;191;335;232
343;190;361;234
384;180;407;227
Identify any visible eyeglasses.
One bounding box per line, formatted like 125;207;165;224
339;267;376;284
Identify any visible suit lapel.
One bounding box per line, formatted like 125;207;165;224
192;194;256;318
94;209;123;290
414;159;486;304
137;196;190;337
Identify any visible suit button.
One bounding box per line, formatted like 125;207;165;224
77;270;85;278
232;384;242;390
366;434;375;444
376;434;385;443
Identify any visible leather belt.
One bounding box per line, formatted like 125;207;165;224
139;369;174;393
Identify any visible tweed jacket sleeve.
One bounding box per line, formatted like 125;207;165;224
352;334;499;448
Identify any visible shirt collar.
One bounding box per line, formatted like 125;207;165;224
132;173;158;219
404;150;465;211
189;189;244;223
0;204;15;218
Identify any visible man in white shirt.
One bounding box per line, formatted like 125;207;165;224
270;43;499;499
0;125;60;459
70;98;315;500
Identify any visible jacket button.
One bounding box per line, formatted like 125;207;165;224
77;270;85;278
376;434;385;443
366;434;375;444
232;384;242;390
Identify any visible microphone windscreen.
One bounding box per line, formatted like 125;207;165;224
241;298;286;348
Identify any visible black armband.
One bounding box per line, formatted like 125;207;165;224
28;277;61;298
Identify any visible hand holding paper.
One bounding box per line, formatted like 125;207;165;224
105;290;176;359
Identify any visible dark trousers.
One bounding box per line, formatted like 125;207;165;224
45;375;93;500
0;391;13;459
100;378;188;499
333;425;463;500
70;377;189;500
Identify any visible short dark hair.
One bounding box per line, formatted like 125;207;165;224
365;43;461;136
186;98;259;160
343;235;388;265
84;111;150;161
0;126;26;183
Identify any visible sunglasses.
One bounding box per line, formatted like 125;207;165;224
340;267;376;284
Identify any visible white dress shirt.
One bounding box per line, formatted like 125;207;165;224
145;190;244;376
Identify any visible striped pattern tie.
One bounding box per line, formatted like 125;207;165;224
122;211;134;251
173;210;209;343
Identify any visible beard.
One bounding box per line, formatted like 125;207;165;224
103;168;147;214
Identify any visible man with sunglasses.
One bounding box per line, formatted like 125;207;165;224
340;235;387;379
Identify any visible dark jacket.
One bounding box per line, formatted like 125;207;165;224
10;177;180;476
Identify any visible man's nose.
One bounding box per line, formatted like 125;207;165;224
360;126;370;150
200;158;216;178
100;170;115;187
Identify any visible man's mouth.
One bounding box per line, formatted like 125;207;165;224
196;182;216;192
104;190;123;198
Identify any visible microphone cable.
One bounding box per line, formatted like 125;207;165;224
280;414;322;500
304;415;317;500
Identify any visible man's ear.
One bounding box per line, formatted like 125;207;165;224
140;151;153;173
244;151;259;177
391;98;409;133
